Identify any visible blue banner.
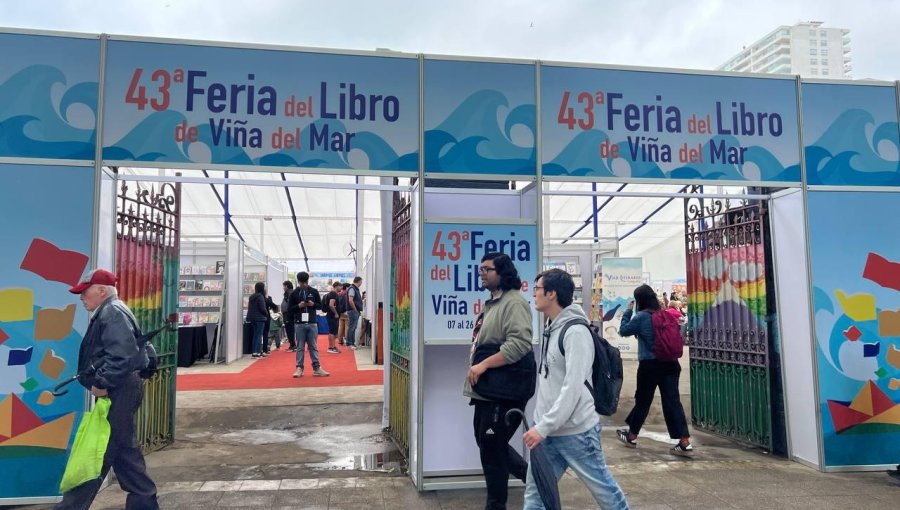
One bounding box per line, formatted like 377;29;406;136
102;40;419;172
424;60;536;176
0;33;99;160
541;66;801;182
802;83;900;187
808;191;900;467
424;223;537;341
0;164;94;498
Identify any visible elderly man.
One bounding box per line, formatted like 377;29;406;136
56;269;159;510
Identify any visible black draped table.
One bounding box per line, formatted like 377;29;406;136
177;326;209;367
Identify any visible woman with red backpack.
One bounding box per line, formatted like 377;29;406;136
616;284;693;457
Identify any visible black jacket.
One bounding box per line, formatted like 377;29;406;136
77;297;145;390
287;286;321;323
246;292;269;322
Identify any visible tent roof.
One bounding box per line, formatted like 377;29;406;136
116;168;745;268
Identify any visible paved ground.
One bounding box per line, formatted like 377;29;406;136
18;358;899;509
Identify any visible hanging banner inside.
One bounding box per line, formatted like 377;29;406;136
424;223;537;341
0;164;94;499
424;59;536;176
0;33;99;160
541;66;801;182
601;257;644;357
808;191;900;468
102;39;419;172
802;82;900;187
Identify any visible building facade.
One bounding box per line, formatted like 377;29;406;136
717;21;851;79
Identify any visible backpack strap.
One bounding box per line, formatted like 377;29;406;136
554;318;594;394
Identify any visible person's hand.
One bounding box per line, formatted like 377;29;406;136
523;428;544;449
90;386;108;397
306;300;315;307
627;300;634;310
467;363;487;386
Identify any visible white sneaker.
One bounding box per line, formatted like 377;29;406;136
293;368;303;378
313;368;330;377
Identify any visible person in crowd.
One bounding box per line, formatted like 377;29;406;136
246;282;270;358
282;281;296;352
617;284;693;456
345;276;364;351
262;287;280;353
337;283;351;346
464;253;532;510
57;269;159;509
288;272;330;377
323;281;343;354
524;268;628;510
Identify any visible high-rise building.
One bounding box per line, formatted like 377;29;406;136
717;21;851;79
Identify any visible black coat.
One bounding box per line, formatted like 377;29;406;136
246;292;269;322
287;286;321;323
77;297;145;390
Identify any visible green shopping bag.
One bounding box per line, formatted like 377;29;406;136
59;397;111;493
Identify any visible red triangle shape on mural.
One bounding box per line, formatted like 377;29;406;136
827;400;871;433
868;381;897;416
10;394;45;437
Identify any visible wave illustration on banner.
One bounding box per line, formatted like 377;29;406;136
0;65;97;160
805;109;900;186
425;89;536;175
103;113;418;172
543;130;799;182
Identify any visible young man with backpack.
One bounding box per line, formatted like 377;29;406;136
617;283;693;456
322;281;343;354
524;269;628;510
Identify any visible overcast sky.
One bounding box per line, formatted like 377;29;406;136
2;1;897;80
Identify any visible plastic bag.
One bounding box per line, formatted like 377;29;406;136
59;397;111;493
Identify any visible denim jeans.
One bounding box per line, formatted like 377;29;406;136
523;424;628;510
295;322;320;370
346;310;360;347
251;320;266;355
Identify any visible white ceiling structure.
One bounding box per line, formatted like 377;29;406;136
115;167;749;273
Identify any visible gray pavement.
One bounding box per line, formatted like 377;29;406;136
20;358;900;509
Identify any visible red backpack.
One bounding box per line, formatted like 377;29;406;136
651;310;684;361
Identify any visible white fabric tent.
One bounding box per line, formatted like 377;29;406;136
115;168;746;278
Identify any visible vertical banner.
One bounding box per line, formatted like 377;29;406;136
802;82;900;187
601;257;643;357
0;164;94;499
424;223;537;341
102;40;419;172
423;59;536;176
0;32;99;160
541;66;800;182
808;191;900;467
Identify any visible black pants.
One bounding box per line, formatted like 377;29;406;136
625;359;690;439
284;321;296;349
472;399;528;510
56;373;158;510
262;320;271;352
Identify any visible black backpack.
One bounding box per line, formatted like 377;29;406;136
556;318;623;416
337;290;349;314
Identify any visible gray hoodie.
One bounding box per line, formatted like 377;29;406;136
532;304;599;438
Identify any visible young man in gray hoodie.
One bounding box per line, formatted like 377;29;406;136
523;269;628;510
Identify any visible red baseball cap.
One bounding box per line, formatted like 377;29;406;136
69;269;118;294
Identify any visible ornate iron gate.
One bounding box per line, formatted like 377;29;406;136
684;187;775;450
388;190;411;455
116;180;180;453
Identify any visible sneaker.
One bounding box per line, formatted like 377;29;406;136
616;429;637;448
339;339;345;345
313;368;330;377
251;353;261;358
293;368;303;378
671;440;694;457
327;348;341;354
348;345;358;351
287;348;297;353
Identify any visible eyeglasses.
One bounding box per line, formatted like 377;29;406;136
478;267;497;274
533;286;544;291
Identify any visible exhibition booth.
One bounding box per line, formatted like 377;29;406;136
0;27;898;505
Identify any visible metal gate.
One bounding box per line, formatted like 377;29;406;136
683;187;775;450
388;190;411;455
116;180;180;453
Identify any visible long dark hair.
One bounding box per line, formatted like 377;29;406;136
254;281;266;294
283;280;293;299
482;252;522;292
633;284;660;312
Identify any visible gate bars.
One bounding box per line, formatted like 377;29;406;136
115;180;181;453
684;185;774;449
389;189;412;455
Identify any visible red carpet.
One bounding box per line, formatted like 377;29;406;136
177;335;384;391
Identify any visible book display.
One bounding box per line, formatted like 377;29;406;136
178;263;225;326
